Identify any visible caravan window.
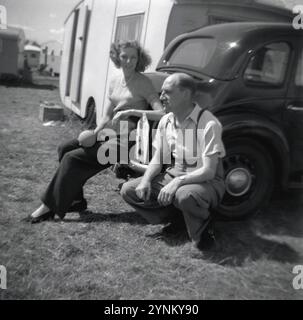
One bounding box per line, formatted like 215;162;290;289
115;14;144;42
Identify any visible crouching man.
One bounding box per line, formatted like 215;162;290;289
121;73;225;250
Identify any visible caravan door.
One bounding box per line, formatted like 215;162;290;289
69;2;89;106
61;0;91;113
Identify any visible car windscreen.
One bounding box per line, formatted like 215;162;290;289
159;36;247;80
161;38;217;74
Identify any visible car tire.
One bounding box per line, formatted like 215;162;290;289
215;138;275;220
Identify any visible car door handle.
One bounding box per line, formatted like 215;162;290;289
287;105;303;111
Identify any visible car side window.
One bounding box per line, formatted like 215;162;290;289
244;42;290;86
295;49;303;87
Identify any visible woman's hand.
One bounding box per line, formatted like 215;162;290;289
112;110;132;127
113;103;130;113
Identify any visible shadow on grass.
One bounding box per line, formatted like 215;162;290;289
256;189;303;238
203;220;301;267
53;188;302;266
143;217;302;265
146;231;190;247
197;188;303;266
61;210;149;226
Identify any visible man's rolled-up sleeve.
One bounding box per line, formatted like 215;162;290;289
202;121;226;158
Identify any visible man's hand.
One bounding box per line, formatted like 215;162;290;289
157;178;182;206
135;180;152;202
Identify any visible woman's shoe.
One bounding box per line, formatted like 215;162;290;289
23;211;55;224
67;199;87;212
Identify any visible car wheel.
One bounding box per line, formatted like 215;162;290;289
216;138;274;219
82;100;96;130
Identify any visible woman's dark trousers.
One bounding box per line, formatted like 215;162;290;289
41;138;115;218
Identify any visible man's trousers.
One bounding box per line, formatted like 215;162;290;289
120;172;225;243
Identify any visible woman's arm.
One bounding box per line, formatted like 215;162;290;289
130;77;165;122
113;98;164;124
127;98;164;122
92;77;117;134
112;75;165;126
93;99;115;135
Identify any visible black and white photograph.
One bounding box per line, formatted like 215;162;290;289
0;0;303;302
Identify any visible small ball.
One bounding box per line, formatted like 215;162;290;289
78;130;97;147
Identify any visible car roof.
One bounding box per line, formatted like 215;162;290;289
158;22;302;80
188;22;300;43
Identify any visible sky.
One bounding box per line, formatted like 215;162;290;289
1;0;303;45
0;0;80;44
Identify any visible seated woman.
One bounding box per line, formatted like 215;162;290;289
27;40;164;223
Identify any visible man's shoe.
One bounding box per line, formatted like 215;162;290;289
196;228;216;251
67;199;87;212
162;221;186;235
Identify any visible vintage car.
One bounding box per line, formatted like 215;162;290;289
126;22;303;219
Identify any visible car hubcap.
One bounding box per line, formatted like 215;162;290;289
225;167;252;197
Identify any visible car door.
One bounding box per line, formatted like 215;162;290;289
284;37;303;174
224;41;292;124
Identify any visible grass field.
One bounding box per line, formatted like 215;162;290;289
0;81;302;300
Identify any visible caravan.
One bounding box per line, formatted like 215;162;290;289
0;27;25;80
59;0;292;127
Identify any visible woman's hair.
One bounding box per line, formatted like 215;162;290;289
110;40;151;72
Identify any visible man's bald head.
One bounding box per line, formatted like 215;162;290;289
160;73;197;114
165;73;197;97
